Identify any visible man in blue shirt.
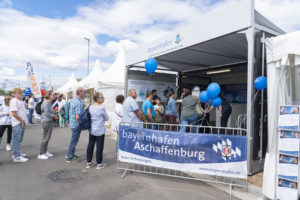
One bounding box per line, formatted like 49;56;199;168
142;91;155;123
66;87;85;162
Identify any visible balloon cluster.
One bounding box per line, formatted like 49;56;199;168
199;82;222;107
145;58;157;75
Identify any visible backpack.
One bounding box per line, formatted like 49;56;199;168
78;106;91;130
35;101;43;115
59;106;65;118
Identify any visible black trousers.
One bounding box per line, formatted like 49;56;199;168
0;125;12;144
221;109;232;128
86;134;105;164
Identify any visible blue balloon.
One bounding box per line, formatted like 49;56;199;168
199;91;210;103
254;76;267;90
145;58;157;75
211;97;222;107
207;82;221;98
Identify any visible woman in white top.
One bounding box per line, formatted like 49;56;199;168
86;92;109;169
57;95;66;128
112;95;124;156
0;96;12;151
28;94;35;124
112;95;125;132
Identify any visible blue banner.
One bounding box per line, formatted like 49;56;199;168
118;125;247;179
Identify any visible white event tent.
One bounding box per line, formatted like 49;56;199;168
55;73;78;96
263;31;300;199
78;47;126;122
79;59;104;90
125;0;284;175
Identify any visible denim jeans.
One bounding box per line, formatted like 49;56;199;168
86;134;105;164
180;113;199;133
67;126;81;160
28;108;34;124
12;124;25;158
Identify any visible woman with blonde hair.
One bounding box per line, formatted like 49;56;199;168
0;96;12;151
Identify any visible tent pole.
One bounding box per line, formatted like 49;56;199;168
246;27;255;174
125;66;129;97
259;32;266;162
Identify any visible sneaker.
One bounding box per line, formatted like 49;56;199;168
66;156;78;163
65;154;78;159
6;145;12;151
12;153;26;159
45;152;53;157
96;163;107;169
86;162;94;169
13;157;29;162
37;154;48;160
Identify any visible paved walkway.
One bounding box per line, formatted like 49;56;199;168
0;123;240;200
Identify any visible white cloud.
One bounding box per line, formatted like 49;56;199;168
0;66;15;76
255;0;300;32
0;0;299;90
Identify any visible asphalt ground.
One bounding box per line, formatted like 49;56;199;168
0;123;240;200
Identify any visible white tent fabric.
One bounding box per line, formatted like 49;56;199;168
263;30;300;199
99;46;125;123
100;45;125;88
78;47;126;124
79;59;104;89
55;73;78;94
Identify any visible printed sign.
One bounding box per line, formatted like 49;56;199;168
278;106;300;130
118;125;247;179
26;62;42;99
128;79;176;102
277;106;300;200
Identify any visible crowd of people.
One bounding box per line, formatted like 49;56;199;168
0;88;109;169
0;85;232;168
115;88;232;133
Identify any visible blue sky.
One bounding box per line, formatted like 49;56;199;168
10;0;95;18
0;0;299;90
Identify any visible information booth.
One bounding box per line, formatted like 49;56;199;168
124;0;285;175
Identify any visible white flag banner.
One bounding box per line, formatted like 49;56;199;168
26;61;42;99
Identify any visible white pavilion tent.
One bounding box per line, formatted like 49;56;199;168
78;47;126;122
263;30;300;199
125;0;285;175
55;73;78;97
99;46;126;120
79;59;104;90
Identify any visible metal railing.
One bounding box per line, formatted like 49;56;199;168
117;122;248;197
236;114;247;129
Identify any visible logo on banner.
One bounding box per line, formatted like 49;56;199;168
175;33;181;44
26;61;42;98
26;62;34;75
212;138;241;161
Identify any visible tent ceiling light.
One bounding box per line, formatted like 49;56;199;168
206;69;231;75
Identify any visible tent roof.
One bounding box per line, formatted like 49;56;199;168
78;59;104;89
266;30;300;65
55;73;78;93
126;0;284;73
100;46;125;88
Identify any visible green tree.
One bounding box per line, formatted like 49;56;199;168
0;89;6;95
